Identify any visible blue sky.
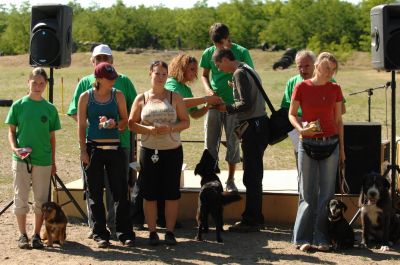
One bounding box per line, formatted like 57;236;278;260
0;0;362;9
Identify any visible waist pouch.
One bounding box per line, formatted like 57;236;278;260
87;140;120;150
302;137;338;160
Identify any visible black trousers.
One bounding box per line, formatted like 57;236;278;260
240;116;269;225
84;146;134;241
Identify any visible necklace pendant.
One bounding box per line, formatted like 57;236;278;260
151;149;159;163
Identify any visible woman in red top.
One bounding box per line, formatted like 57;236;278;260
289;52;344;252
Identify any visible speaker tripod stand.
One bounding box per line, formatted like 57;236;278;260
349;71;399;226
0;68;87;222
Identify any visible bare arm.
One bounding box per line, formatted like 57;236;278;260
115;90;128;132
128;93;157;135
201;68;216;96
288;100;303;132
172;93;190;132
8;125;22;158
183;95;221;120
77;92;89;164
183;95;221;109
50;131;57;175
335;101;345;164
189;106;209;119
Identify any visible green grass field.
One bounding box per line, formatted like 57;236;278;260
0;50;398;201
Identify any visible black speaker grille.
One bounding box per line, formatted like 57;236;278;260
30;28;60;65
342;123;381;194
386;30;400;68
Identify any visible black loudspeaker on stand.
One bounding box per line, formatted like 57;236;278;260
371;3;400;201
30;4;72;68
348;4;400;226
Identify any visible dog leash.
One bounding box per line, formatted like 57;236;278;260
50;173;60;204
338;162;349;200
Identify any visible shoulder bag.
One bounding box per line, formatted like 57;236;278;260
241;66;293;145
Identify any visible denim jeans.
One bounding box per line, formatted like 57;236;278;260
204;109;241;164
292;138;339;245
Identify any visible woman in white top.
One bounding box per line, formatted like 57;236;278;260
128;61;189;246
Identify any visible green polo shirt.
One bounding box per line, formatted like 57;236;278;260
200;43;254;104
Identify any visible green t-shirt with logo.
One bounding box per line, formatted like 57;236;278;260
5;96;61;166
200;43;254;104
165;77;197;113
67;73;137;148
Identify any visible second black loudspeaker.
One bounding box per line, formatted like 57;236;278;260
342;122;381;194
370;4;400;70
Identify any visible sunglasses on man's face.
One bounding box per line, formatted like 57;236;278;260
95;55;111;62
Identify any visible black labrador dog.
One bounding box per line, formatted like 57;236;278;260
326;198;354;250
194;150;241;242
359;172;393;251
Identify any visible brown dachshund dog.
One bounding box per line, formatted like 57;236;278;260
41;202;67;247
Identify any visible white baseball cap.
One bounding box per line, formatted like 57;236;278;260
92;44;112;57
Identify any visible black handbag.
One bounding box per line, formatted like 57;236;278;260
242;66;293;145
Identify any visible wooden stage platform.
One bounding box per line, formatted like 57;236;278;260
55;169;361;225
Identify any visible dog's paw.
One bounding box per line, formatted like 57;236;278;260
195;235;203;241
217;237;223;243
380;245;390;251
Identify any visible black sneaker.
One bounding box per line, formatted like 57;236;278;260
96;239;110;248
164;231;177;246
18;234;29;249
133;223;147;231
120;232;136;247
156;220;183;229
149;231;159;246
228;221;260;233
31;234;44;249
122;239;135;247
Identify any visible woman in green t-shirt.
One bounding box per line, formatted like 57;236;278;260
166;54;222;118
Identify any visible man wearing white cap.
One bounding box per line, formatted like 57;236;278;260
67;44;137;238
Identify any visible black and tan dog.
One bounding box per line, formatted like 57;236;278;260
41;201;68;247
194;150;241;242
326;198;354;250
359;172;393;251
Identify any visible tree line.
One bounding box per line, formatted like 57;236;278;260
0;0;395;58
